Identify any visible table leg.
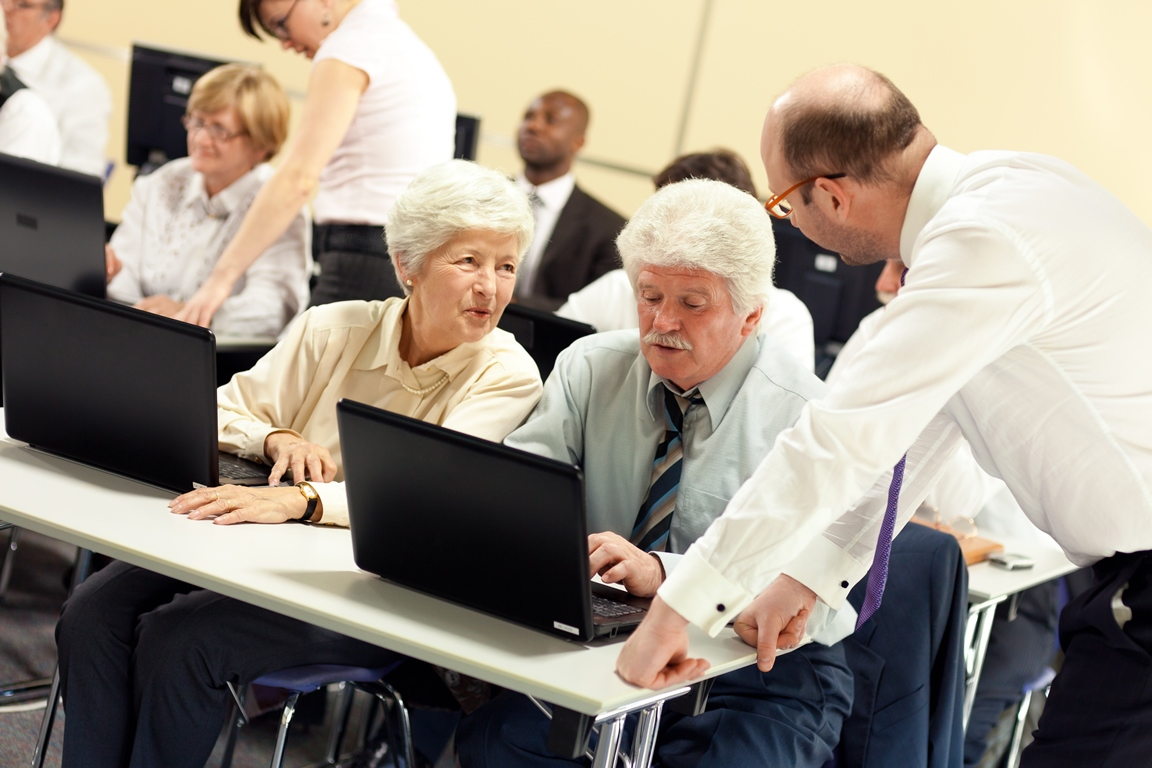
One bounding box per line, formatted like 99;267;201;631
591;714;626;768
628;700;664;768
963;596;1005;732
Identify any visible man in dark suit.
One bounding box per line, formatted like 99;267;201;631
515;90;626;311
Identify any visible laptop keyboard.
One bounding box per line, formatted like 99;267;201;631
591;594;645;618
218;455;267;481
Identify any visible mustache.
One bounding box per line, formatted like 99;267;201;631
643;330;693;350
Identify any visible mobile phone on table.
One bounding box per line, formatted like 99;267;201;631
988;552;1035;570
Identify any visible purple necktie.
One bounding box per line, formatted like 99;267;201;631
855;454;906;629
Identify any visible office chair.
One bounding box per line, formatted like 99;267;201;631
829;523;969;768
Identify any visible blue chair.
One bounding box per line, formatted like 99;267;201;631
829;523;969;768
220;661;413;768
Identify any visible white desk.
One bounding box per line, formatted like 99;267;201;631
0;436;756;767
961;538;1077;731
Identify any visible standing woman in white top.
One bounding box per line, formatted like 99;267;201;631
175;0;456;329
106;64;309;337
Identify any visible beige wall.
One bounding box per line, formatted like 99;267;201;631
58;0;1152;226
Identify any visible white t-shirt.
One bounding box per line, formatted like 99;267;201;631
556;269;817;372
311;0;456;225
108;158;311;337
0;82;61;165
8;35;111;177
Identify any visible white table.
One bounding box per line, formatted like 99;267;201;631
961;538;1077;731
0;436;756;767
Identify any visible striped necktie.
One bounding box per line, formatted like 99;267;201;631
631;385;703;553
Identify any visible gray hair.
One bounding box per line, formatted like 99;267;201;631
618;178;775;316
386;160;535;294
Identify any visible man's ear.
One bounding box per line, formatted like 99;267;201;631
740;304;765;338
813;176;852;222
47;9;63;32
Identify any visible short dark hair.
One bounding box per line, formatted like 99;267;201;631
653;149;757;197
238;0;270;40
777;68;921;190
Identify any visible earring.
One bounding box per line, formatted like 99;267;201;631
322;12;331;26
405;280;413;286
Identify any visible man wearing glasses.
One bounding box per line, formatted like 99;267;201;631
2;0;110;176
618;63;1152;767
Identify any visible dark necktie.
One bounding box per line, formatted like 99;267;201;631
631;385;703;553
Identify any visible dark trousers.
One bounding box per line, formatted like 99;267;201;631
55;561;398;768
964;581;1059;766
456;640;852;768
310;223;403;306
1021;550;1152;767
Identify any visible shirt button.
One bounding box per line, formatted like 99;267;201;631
840;580;849;588
716;604;725;612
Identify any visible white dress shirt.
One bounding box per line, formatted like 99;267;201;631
556;268;817;372
0;83;60;164
661;145;1152;636
310;0;456;225
8;35;111;177
515;172;575;298
107;158;310;337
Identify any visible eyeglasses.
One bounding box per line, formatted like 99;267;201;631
924;506;979;542
764;173;847;219
267;0;303;41
181;115;245;143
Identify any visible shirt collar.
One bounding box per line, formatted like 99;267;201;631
180;164;265;218
516;172;575;212
643;333;759;431
353;296;494;387
8;35;54;78
899;145;967;266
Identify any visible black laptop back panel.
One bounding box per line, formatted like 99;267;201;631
0;153;106;299
0;274;220;492
338;398;607;641
496;303;594;380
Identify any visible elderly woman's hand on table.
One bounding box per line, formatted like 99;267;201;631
264;432;337;485
169;484;318;525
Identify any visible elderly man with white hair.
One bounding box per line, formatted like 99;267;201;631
455;178;855;768
0;10;59;163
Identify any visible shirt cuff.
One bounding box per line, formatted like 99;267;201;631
781;534;869;611
657;548;755;637
651;551;681;580
310;481;348;527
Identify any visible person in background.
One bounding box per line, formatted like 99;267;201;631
54;160;543;768
828;258;1061;767
176;0;456;326
457;178;853;768
0;9;59;164
513;89;626;311
557;149;817;372
2;0;110;176
106;64;309;337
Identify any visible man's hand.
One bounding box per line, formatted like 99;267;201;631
732;574;817;672
135;295;185;318
616;596;710;688
169;484;312;525
105;244;121;281
264;432;338;485
588;532;665;597
174;272;235;329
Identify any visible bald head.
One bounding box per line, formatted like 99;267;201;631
518;90;590;185
765;64;930;189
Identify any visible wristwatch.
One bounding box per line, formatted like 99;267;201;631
295;481;319;522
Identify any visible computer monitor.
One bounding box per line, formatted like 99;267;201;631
126;44;233;171
454;114;481;161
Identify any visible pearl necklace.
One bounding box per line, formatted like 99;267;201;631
401;372;449;397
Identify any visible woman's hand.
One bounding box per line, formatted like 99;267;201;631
169;484;312;525
174;272;235;328
264;432;337;485
135;295;185;318
105;244;121;282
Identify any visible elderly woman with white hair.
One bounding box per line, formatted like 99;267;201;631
54;160;542;768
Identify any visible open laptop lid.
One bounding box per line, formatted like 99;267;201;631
0;273;220;492
0;153;105;299
338;398;603;641
496;303;594;380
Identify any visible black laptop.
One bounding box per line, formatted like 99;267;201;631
337;398;650;642
497;303;594;380
0;153;106;299
0;273;270;492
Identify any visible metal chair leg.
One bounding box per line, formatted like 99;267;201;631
30;671;61;768
269;691;301;768
323;682;356;765
219;684;249;768
0;526;19;602
358;680;416;768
